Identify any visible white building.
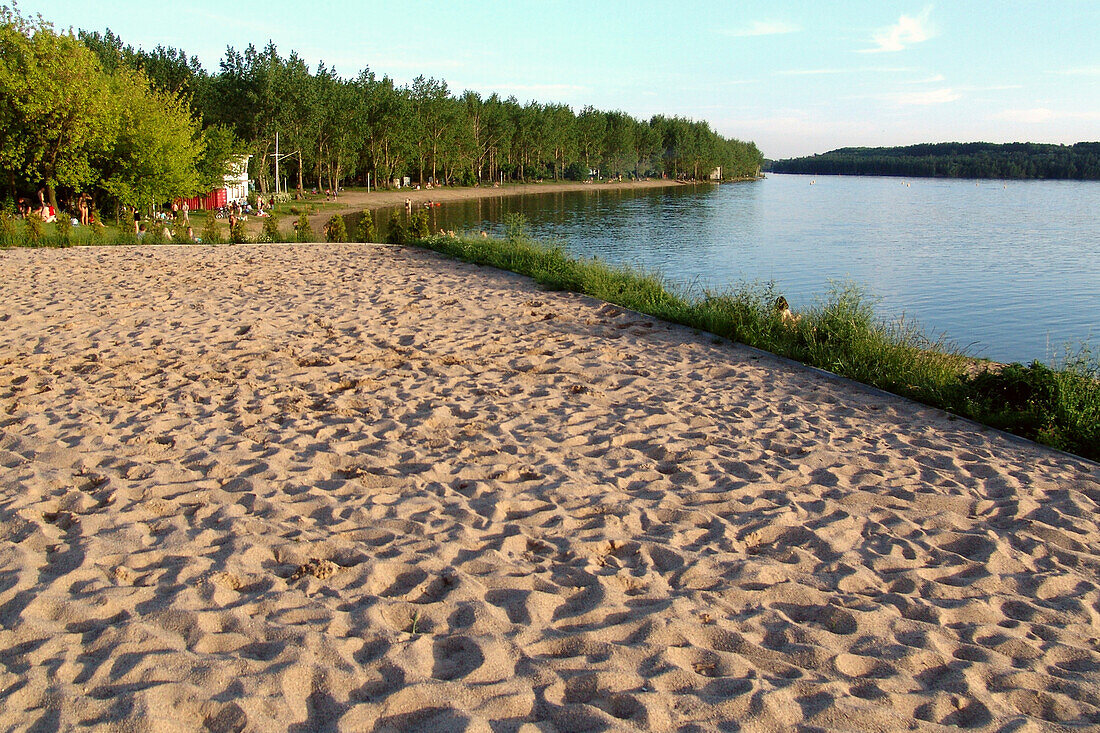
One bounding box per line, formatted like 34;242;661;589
225;155;251;204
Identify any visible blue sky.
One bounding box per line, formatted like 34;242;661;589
21;1;1100;158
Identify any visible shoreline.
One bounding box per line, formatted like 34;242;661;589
304;178;705;230
1;244;1097;730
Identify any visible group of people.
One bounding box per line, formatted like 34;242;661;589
15;190;61;224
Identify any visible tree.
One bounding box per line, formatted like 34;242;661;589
97;68;203;213
196;124;242;192
410;75;455;183
0;7;114;207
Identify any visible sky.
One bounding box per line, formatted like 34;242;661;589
19;0;1100;159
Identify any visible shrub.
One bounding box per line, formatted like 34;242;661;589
201;211;222;244
229;217;247;244
356;209;376;242
564;161;590;181
90;221;107;245
387;211;407;244
295;213;314;242
503;212;531;243
259;214;281;243
410;210;430;239
954;354;1099;458
0;210;19;246
324;214;347;242
53;213;73;246
24;212;43;245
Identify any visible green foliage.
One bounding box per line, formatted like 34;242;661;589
414;231;1099;462
0;8;114;196
564;161;590;181
769;142;1100;180
23;212;42;245
201;210;222;244
197;124;243;191
0;7;216;213
953;353;1099;457
54;213;72;246
258;214;281;243
228;217;247;244
54;17;764;200
409;210;430;239
0;209;17;245
294;213;314;242
90;221;107;245
145;224;165;245
387;211;407;244
503;212;531;243
324;214;347;242
355;209;375;242
99;67;202;212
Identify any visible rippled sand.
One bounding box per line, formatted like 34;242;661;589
1;244;1098;731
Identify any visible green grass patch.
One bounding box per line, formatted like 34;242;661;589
414;224;1099;462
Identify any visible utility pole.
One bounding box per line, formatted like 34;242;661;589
274;132;280;196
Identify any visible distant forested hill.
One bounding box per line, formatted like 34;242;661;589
765;142;1100;180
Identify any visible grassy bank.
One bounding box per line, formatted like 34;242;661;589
411;220;1099;462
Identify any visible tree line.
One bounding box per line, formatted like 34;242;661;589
1;5;762;219
765;142;1100;180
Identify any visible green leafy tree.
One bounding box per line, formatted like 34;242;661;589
294;212;313;242
201;210;222;244
323;214;346;242
97;67;202;214
387;211;406;244
259;213;281;242
197;124;241;191
229;216;247;243
410;210;430;239
23;211;42;245
54;212;72;246
355;209;375;242
0;8;115;208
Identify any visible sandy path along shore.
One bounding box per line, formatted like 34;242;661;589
301;178;696;233
0;244;1098;731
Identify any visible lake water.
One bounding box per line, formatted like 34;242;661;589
387;174;1099;364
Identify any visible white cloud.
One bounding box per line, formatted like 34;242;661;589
903;73;945;84
887;88;961;105
722;20;801;38
1052;66;1100;76
776;66;911;76
995;108;1056;123
994;108;1100;123
860;6;935;53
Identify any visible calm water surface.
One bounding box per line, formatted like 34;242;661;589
394;174;1098;364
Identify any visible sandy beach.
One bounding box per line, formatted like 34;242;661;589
1;243;1098;731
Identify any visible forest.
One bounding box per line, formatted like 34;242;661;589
766;142;1100;180
0;6;762;218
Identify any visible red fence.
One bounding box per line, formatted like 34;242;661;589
175;188;227;212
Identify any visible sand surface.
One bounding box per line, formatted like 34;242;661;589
1;244;1098;732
